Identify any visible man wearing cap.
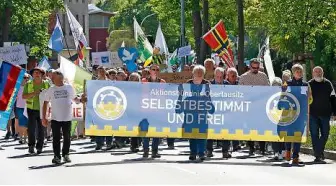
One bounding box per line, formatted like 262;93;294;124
238;58;270;156
22;67;50;154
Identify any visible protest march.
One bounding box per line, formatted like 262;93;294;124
1;0;336;185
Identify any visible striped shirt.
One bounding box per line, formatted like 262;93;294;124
238;71;270;86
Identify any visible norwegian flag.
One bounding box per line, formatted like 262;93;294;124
203;20;235;68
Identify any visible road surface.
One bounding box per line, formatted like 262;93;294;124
1;131;336;185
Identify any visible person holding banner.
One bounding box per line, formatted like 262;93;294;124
141;64;166;158
22;67;50;154
207;67;226;158
128;72;142;152
283;64;310;165
95;66;114;150
238;58;270;156
177;65;215;161
42;71;82;164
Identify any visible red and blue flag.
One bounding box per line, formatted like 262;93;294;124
0;62;25;111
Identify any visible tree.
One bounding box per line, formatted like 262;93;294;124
0;0;63;58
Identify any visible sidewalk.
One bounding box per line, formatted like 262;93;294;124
301;147;336;160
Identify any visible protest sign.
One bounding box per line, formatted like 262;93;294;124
0;45;27;65
177;45;192;58
85;81;308;142
72;102;84;121
160;72;214;83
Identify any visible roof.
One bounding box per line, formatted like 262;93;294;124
88;4;117;16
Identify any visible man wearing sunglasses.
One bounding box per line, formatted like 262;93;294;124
141;64;166;158
238;58;270;156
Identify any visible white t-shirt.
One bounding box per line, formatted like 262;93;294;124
45;84;76;121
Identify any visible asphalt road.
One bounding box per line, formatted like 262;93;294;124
1;131;336;185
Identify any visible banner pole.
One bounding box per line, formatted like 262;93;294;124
83;79;87;135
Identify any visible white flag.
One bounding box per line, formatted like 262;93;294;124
65;5;88;49
154;23;169;56
121;41;125;48
264;37;275;83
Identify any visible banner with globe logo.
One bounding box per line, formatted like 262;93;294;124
85;80;309;142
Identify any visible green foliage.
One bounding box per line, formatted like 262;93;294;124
0;0;63;58
107;30;136;51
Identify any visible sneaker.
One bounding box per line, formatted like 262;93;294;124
106;144;113;151
249;149;255;156
4;132;11;140
285;151;291;161
151;150;161;158
222;152;232;159
189;155;196;161
143;149;149;158
130;148;139;153
291;158;302;165
95;145;102;151
199;155;206;161
321;153;325;160
19;137;24;144
63;155;71;163
168;145;175;150
278;152;284;160
28;146;35;154
52;156;62;165
36;148;42;154
13;134;19;141
206;151;214;158
46;136;52;142
273;152;279;160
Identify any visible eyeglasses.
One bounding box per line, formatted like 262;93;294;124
151;68;160;72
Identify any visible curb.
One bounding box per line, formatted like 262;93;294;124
301;147;336;160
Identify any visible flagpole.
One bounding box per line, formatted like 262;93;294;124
56;13;72;58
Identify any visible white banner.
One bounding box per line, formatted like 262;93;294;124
0;44;27;65
92;51;123;68
72;102;84;121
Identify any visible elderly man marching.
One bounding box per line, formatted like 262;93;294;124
308;66;336;163
238;58;270;155
42;71;83;164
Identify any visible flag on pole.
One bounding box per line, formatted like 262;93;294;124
203;20;235;68
0;62;25;111
65;5;88;67
155;23;169;58
134;17;153;67
38;56;51;71
59;55;92;93
263;37;275;83
48;16;64;53
121;41;125;48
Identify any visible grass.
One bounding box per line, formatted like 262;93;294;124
303;125;336;151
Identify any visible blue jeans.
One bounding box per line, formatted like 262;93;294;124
143;138;159;150
285;142;301;158
309;115;331;158
96;136;113;146
167;138;175;146
190;139;206;156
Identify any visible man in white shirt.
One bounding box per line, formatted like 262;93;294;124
42;71;81;164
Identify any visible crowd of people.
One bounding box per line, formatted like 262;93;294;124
3;57;336;166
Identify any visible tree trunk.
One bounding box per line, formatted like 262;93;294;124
2;2;13;45
236;0;245;74
192;0;202;64
200;0;209;64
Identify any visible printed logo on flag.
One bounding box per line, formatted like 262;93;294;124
92;86;127;120
101;56;109;64
265;92;300;126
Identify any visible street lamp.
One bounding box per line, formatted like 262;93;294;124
96;41;101;52
140;13;156;26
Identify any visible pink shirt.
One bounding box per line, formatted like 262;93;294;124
16;86;26;108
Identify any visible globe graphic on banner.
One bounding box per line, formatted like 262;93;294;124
266;92;300;126
93;86;127;120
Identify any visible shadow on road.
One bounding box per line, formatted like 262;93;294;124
29;163;66;170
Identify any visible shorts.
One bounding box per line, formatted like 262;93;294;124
16;108;28;127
